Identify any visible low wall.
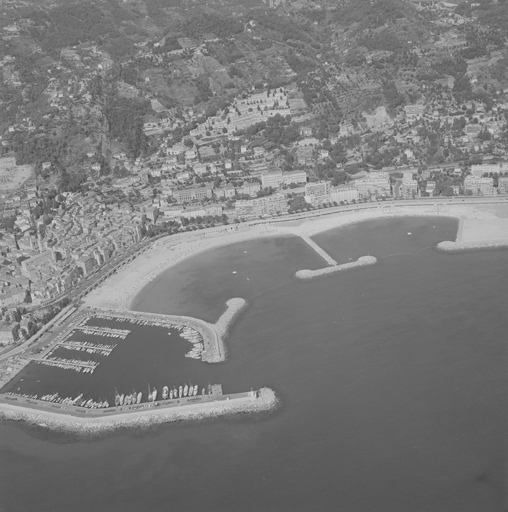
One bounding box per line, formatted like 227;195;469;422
296;256;378;279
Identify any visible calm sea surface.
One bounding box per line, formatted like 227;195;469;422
1;216;507;512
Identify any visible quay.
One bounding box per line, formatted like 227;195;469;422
0;387;278;431
298;235;338;266
32;300;246;368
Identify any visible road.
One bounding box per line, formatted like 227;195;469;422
28;196;508;311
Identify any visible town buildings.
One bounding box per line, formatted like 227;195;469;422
304;181;331;206
353;172;391;198
329;185;359;203
400;171;419;198
235;194;288;219
464;175;495;196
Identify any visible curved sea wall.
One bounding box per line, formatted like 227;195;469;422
0;388;278;434
201;298;246;363
214;298;247;339
296;256;378;280
437;240;508;252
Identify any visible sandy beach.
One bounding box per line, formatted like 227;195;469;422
83;202;508;312
84;203;508;310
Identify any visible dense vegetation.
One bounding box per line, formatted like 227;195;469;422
181;13;244;39
333;0;407;31
105;95;150;159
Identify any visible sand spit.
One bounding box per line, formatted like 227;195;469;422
437;240;508;251
296;256;378;279
0;388;278;434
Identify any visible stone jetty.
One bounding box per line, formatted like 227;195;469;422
0;387;278;434
296;256;377;279
298;235;338;265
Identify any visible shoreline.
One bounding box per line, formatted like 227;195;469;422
82;202;508;313
0;387;278;433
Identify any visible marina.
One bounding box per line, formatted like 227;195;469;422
33;357;100;373
0;305;249;422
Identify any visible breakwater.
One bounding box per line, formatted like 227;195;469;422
0;387;278;433
296;256;378;279
205;298;247;362
437;240;508;251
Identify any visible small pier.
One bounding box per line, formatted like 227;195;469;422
299;235;337;266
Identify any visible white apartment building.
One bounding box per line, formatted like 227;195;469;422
400;171;418;198
304;181;331;206
261;171;284;189
329;185;358;203
464;175;495;196
353;172;391;198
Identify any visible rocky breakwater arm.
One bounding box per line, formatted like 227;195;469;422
0;387;279;433
296;256;377;280
202;298;247;363
437;240;508;251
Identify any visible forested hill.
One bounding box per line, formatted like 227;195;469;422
2;0;506;176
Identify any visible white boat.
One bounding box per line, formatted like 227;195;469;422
119;394;124;406
152;389;157;401
193;385;198;396
183;385;188;397
162;386;169;400
179;386;183;398
137;392;142;404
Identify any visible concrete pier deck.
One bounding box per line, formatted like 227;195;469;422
0;388;278;431
299;235;337;266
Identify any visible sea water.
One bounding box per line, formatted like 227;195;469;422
0;217;506;512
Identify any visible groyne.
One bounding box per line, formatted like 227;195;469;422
437;240;508;252
0;387;278;433
298;235;338;265
296;256;378;279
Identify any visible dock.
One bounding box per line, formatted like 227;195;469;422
0;387;265;421
299;235;337;266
